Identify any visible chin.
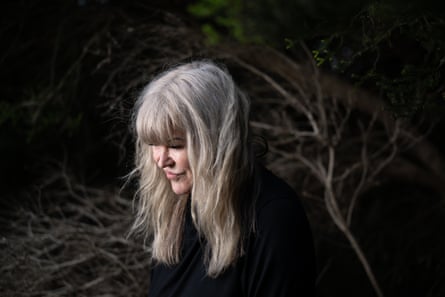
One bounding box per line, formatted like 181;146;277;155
173;190;190;196
170;180;192;196
172;186;191;196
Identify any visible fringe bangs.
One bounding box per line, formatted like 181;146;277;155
136;93;186;146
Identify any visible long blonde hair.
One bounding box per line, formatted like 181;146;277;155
131;61;255;277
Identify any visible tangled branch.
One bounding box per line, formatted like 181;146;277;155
222;46;418;297
1;169;150;297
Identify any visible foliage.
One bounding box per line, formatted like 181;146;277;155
187;0;445;118
188;0;370;44
308;4;445;117
188;0;261;44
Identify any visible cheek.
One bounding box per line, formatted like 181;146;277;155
176;151;190;169
185;157;192;172
150;147;157;161
182;155;191;169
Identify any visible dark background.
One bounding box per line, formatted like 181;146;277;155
1;0;445;296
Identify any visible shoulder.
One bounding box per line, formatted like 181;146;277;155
241;165;316;296
252;165;313;252
255;165;302;216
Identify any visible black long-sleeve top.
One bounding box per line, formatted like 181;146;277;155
148;167;316;297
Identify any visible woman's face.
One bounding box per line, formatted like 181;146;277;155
151;136;193;196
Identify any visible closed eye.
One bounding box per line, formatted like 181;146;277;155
168;144;185;149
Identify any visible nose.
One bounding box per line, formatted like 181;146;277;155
153;146;173;168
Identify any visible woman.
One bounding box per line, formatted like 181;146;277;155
131;61;316;297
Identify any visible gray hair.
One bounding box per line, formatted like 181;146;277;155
131;61;255;276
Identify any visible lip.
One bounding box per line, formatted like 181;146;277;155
165;171;182;180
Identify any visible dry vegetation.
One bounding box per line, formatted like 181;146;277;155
1;168;150;297
2;4;445;297
223;45;445;296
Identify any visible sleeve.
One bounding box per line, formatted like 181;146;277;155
242;198;316;297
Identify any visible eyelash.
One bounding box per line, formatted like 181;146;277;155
169;144;184;149
148;144;184;149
